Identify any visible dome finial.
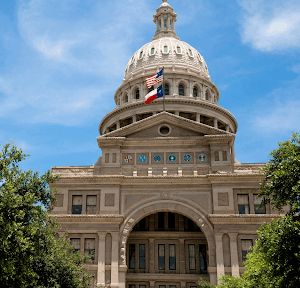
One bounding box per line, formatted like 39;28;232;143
162;0;168;3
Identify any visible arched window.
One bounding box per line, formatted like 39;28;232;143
164;84;170;95
151;48;155;55
205;90;209;101
164;46;168;53
177;46;181;53
179;84;184;96
193;87;198;97
139;51;143;59
124;94;128;103
135;89;140;100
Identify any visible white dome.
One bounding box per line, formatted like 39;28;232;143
124;37;210;80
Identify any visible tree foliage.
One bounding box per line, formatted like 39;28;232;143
260;132;300;215
0;143;92;288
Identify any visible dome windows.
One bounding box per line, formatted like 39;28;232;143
205;90;210;101
139;51;143;59
135;89;140;100
188;48;193;57
151;47;155;55
164;18;167;29
164;84;170;95
124;94;129;103
176;45;182;55
179;84;185;96
193;87;198;97
162;44;169;54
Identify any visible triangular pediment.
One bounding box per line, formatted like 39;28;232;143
99;112;232;139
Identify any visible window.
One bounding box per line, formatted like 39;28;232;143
151;47;155;55
129;244;135;269
139;244;146;269
164;18;167;29
136;89;140;100
164;84;170;95
179;84;184;96
169;244;176;270
158;212;165;229
188;49;193;56
70;238;80;253
205;90;209;100
168;213;175;230
241;239;252;263
125;95;128;103
222;151;227;161
72;196;82;214
85;238;95;263
139;51;143;58
177;46;181;53
158;244;165;270
164;46;168;53
254;195;266;214
188;244;196;270
193;87;198;97
86;196;97;215
214;151;219;161
140;286;146;288
238;194;250;214
129;285;135;288
199;244;207;271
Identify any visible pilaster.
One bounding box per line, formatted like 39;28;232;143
97;232;106;287
215;233;225;280
228;233;240;277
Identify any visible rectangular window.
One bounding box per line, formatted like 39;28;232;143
159;286;166;288
129;285;135;288
253;195;266;214
158;244;165;270
158;212;165;229
170;286;176;288
70;238;80;254
72;196;82;214
222;151;227;161
188;244;196;270
86;195;97;215
84;238;95;263
168;212;175;230
238;194;250;214
105;153;109;163
151;48;155;55
241;240;253;263
129;244;135;269
112;153;117;163
140;285;146;288
214;151;219;161
139;244;146;269
199;244;207;271
169;244;176;270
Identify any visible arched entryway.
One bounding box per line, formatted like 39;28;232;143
119;201;216;288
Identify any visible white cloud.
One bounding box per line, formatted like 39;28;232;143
238;0;300;51
252;76;300;133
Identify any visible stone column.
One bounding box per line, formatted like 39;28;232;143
175;111;180;116
150;281;155;288
171;17;174;30
214;118;218;129
116;121;120;129
215;233;225;280
228;233;240;277
161;16;164;30
132;114;136;123
179;238;186;274
196;113;200;123
167;15;171;29
80;237;85;256
111;232;119;288
226;124;229;132
156;19;159;32
149;238;155;273
97;232;106;287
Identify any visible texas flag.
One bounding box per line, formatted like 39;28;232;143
145;85;163;104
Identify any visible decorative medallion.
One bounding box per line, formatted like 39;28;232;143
153;154;162;162
198;154;207;162
183;154;192;162
124;155;133;163
139;155;147;163
168;154;176;162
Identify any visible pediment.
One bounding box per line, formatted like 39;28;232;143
100;112;231;139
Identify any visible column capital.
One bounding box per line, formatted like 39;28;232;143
215;232;224;239
97;232;107;238
110;232;119;238
228;233;238;239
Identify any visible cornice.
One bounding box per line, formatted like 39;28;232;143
99;98;237;135
50;214;124;224
208;214;283;225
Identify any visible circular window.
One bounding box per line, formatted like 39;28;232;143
168;154;176;162
158;124;171;136
153;154;162;162
198;154;207;162
139;155;147;163
183;154;192;162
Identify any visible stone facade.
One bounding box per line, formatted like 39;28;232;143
50;1;285;287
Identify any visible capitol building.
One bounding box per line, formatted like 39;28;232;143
50;1;282;287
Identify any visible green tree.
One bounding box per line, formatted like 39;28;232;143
259;132;300;215
0;143;92;288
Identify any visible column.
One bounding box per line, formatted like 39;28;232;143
179;238;186;274
97;232;106;287
111;232;119;288
215;233;225;280
149;238;155;273
150;281;155;288
80;237;85;256
171;17;174;30
160;16;164;30
132;114;136;123
196;113;200;123
228;233;240;277
167;15;171;30
156;19;159;32
214;118;218;129
116;121;120;129
226;124;229;132
175;111;179;116
82;195;87;215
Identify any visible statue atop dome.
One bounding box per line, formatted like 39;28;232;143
152;0;179;41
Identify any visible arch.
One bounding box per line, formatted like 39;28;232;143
119;200;216;268
193;86;198;97
205;88;211;101
178;83;185;96
123;93;128;103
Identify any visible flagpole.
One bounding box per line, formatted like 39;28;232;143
163;67;165;111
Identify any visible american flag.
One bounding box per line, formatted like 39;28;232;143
146;68;164;88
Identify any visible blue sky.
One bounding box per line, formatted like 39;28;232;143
1;0;300;173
